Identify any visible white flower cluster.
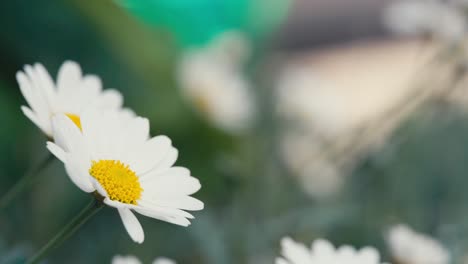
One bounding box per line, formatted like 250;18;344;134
276;237;388;264
17;61;204;244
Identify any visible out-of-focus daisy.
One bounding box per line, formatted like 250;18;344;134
383;0;466;42
276;237;388;264
112;255;175;264
17;61;124;137
276;66;347;198
178;31;254;133
276;65;351;137
47;110;203;243
386;224;450;264
280;130;343;199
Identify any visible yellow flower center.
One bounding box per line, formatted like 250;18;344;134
89;160;142;205
65;113;82;130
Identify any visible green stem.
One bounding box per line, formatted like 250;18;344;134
26;199;104;264
0;154;54;210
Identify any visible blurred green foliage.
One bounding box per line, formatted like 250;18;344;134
1;0;468;264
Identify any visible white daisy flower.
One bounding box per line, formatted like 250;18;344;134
17;60;124;137
386;224;450;264
46;110;204;243
112;255;175;264
178;31;254;133
383;0;466;42
276;237;388;264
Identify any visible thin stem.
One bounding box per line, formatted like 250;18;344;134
0;154;54;210
26;199;104;264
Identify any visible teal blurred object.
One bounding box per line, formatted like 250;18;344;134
116;0;291;46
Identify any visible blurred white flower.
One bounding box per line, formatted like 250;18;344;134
281;130;343;199
386;224;450;264
276;237;388;264
276;65;348;198
17;61;124;137
47;110;203;243
276;65;350;137
112;255;176;264
383;0;466;41
178;31;255;133
112;255;141;264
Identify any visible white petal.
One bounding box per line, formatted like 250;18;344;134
156;147;178;171
280;237;312;263
311;239;335;255
112;255;142;264
118;208;144;243
46;142;66;162
127;136;172;175
103;197;128;209
21;106;50;136
82;75;102;94
34;63;56;99
51;114;85;151
142;194;204;211
152;257;176;264
57;61;82;94
16;72;35;108
90;177;108;198
275;258;289;264
141;167;201;196
356;247;379;262
50;115;94;192
100;89;123;109
135;206;192;226
124;117;150;145
17;71;50;131
63;154;94;193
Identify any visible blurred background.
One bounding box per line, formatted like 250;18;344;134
1;0;468;263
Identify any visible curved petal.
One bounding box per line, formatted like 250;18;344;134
100;89;123;109
57;61;82;94
82;75;102;95
152;257;176;264
34;63;56;102
275;258;289;264
141;195;204;211
21;106;50;136
46;141;66;163
112;255;142;264
135;205;192;226
280;237;312;263
104;197;128;209
118;208;144;243
63;154;94;193
52;114;85;151
155;148;178;171
141;167;201;196
127;135;172;175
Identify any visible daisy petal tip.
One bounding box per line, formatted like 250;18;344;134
16;71;26;82
46;143;66;162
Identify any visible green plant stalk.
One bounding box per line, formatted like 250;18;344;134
0;154;54;210
26;199;104;264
